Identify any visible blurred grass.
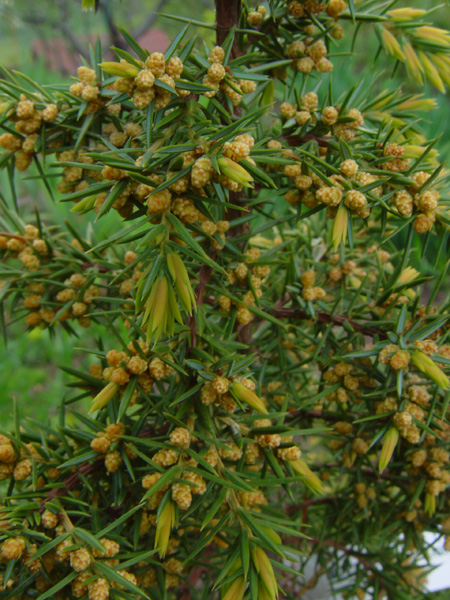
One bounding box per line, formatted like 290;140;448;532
0;325;81;425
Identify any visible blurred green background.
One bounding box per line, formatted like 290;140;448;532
0;0;450;428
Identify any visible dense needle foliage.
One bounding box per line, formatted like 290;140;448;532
1;1;450;599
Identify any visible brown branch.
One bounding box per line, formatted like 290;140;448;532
81;262;109;273
288;409;348;422
215;0;242;58
57;0;91;60
307;537;373;571
177;565;210;600
39;459;102;511
0;232;26;242
296;564;327;598
188;250;217;349
272;306;387;339
131;0;167;40
98;1;127;50
282;533;383;584
313;462;394;481
284;132;331;148
286;497;335;515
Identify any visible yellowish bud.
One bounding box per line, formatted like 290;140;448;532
99;61;140;79
230;382;268;414
248;235;277;249
381;28;405;62
71;196;96;214
378;426;399;474
424;492;436;516
251;546;278;600
290;459;323;495
221;576;247;600
143;276;171;343
332;204;348;250
89;382;119;414
396;95;436;112
431;54;450;87
260;526;282;546
0;101;15;116
411;350;450;390
217;157;254;188
387;8;426;22
402;145;438;160
418;51;445;93
402;43;424;86
82;0;97;11
167;252;196;315
415;26;450;47
155;499;176;558
398;267;419;285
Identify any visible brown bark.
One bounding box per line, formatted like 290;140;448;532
188;254;216;349
215;0;242;57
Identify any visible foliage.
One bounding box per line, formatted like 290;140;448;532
0;1;450;599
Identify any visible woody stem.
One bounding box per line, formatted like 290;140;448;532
215;0;242;57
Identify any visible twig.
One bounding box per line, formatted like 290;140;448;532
188;250;216;349
308;537;374;571
286;408;365;423
58;0;91;60
272;306;387;339
0;232;26;242
284;132;331;148
98;1;128;50
286;497;335;515
296;564;326;598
